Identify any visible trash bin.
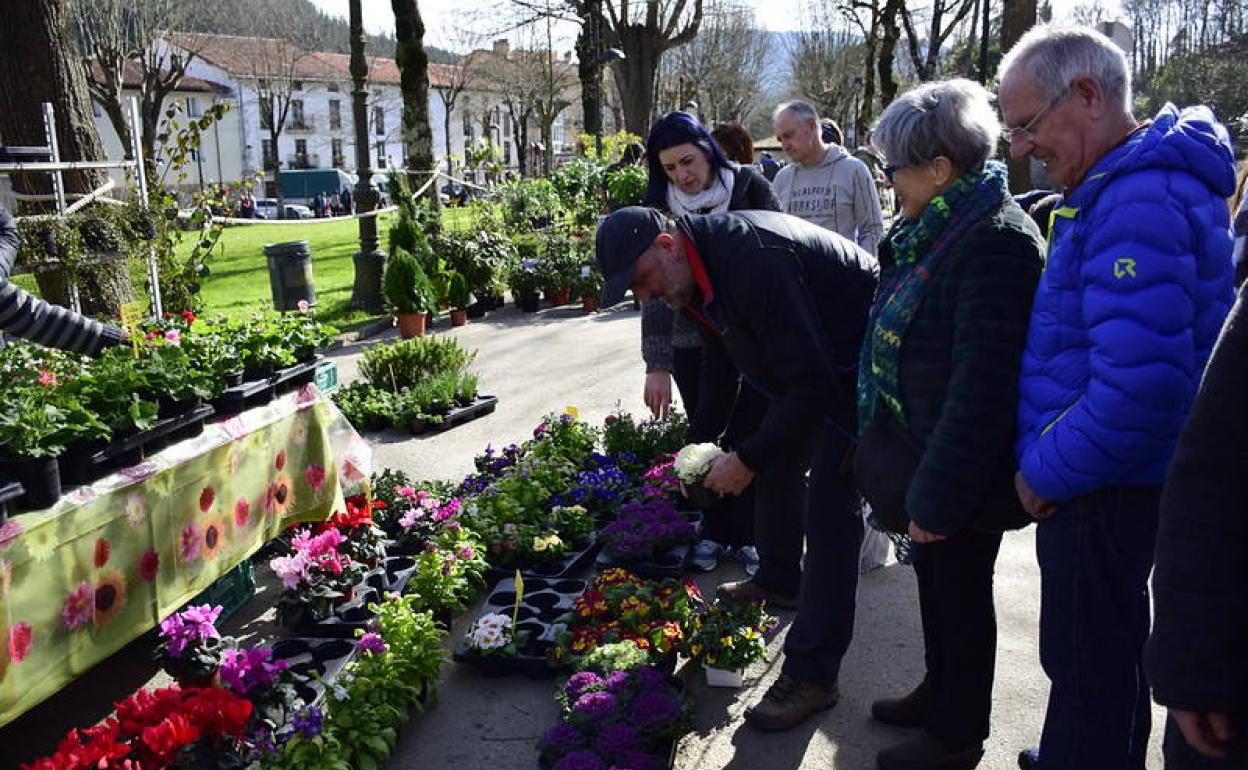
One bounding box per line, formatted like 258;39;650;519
264;240;317;310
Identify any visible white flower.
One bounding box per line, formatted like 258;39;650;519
466;613;514;651
269;553;311;589
332;683;350;701
674;442;726;483
477;612;511;630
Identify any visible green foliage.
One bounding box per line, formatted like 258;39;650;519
605;164;648;209
573;263;603;298
535;231;586;294
1145;39;1248;131
359;336;476;392
404;528;487;614
549;156;607;226
684;599;778;671
382;247;436;314
446;271;473;310
499;178;562;230
601;410;690;474
576;130;645;162
576;640;652;674
332;382;400;432
434;228;516;299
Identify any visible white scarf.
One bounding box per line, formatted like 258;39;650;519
666;167;735;217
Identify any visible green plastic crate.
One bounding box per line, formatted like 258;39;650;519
189;559;256;622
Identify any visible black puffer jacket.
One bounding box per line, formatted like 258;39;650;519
880;198;1045;534
1146;280;1248;716
680;210;879;471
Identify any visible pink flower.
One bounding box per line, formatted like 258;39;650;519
304;464;326;492
180;523;202;562
9;622;32;663
139;550;160;581
358;632;388;655
37;369;58;387
269;553;311;589
297;300;310;312
458;546;475;561
164;329;181;345
0;519;22;549
62;582;94;630
234;498;251;528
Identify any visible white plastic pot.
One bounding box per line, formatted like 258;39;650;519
704;664;745;688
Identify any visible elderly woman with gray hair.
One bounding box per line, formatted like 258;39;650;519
853;78;1045;770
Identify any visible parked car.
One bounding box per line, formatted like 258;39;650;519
254;199;315;220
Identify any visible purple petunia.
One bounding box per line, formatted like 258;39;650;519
573;690;618;721
602;670;631;694
552;751;606;770
594;723;642;759
540;723;585;755
358;632;388;655
290;705;324;738
564;670;604;700
627;691;680;729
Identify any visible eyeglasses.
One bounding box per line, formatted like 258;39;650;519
1001;84;1071;143
883;164;906;184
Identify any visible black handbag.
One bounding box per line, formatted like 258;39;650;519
852;409;924;534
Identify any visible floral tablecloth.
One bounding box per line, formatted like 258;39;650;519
0;385;372;726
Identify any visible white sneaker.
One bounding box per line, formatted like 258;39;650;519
734;545;760;577
690;539;725;571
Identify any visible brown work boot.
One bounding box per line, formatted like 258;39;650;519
876;735;984;770
744;673;839;731
716;579;799;610
871;679;934;728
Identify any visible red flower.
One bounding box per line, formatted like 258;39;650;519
199;486;215;512
275;450;286;471
37;370;58;387
233;498;251;528
139;713;201;765
93;538;111;568
182;688;252;735
180;310;196;324
138;550;160;582
9;622;32;663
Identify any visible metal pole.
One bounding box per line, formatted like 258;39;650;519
347;0;385;313
592;1;604;157
129;96;162;319
42;103;67;217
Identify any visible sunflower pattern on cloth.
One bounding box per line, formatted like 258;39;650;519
0;385;368;727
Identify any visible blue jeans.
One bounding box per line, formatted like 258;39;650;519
780;427;864;686
1035;486;1161;770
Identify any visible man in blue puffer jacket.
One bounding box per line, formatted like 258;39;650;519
998;25;1236;770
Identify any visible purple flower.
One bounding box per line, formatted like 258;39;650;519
552;751;606;770
564;671;604;700
633;666;668;691
219;646;288;695
595;723;641;758
158;603;222;658
358;632;388;655
291;705;323;738
627;691;680;729
573;690;618;721
603;670;631;694
539;723;585;755
613;750;662;770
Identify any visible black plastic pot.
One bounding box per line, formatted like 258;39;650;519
519;293;541;313
223;371;244;388
8;455;61;511
466;301;487;319
59;439;110;487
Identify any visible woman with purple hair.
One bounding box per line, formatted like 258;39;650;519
638;111;779;573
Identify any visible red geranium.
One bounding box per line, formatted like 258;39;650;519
139;712;201;766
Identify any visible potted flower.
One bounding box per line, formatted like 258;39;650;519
315;494;389;567
509;257;543;312
447;270;475;327
384;246;437;338
673;442;726;510
270;527;365;627
685;599;778;687
462;611;531;664
155;604;232;687
574;264;603;312
599;499;697;562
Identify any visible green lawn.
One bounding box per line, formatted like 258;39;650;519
186;206;479;331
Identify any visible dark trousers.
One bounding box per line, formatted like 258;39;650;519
914;528;1003;747
671;345;702;416
780;427;864;686
1036;486;1161;770
1163;713;1248;769
705;382;765;549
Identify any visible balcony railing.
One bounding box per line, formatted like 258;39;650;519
286;116;316;132
286;153;320;169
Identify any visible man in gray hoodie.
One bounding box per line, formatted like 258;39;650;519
773;101;885;255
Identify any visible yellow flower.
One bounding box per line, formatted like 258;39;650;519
690;644;703;658
22;523;58;562
719;635;735;648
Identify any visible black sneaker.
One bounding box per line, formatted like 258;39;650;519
1017;748;1039;770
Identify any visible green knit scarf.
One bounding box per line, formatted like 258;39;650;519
857;160;1009;430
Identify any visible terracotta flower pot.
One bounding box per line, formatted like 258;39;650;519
581;296;600;312
450;308;468;327
548;288;572;306
396;312;427;338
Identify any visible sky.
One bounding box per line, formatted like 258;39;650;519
313;0;1113;55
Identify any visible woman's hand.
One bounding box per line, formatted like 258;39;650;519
644;370;673;419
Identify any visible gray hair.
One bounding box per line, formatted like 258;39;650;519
773;100;819;124
871;78;1000;173
997;24;1132;113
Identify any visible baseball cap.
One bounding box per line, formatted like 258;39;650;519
595;206;666;307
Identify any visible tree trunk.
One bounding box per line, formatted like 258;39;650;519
878;0;904;106
0;0;134;319
1002;0;1037;192
441;92;455;176
611;26;664;136
576;22;600;153
391;0;438;206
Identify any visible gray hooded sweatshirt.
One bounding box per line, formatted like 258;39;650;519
772;143;884;255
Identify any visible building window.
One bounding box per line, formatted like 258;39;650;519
259;96;273;130
185;97;201;117
375;142;386;168
291;99;306;129
329;100;341;130
373;106;385;136
292;80;303;91
504;113;512;134
262;139;276;169
91;100;102;118
328;82;340;92
332;138;344;168
462;111;473;138
504;141;512;165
